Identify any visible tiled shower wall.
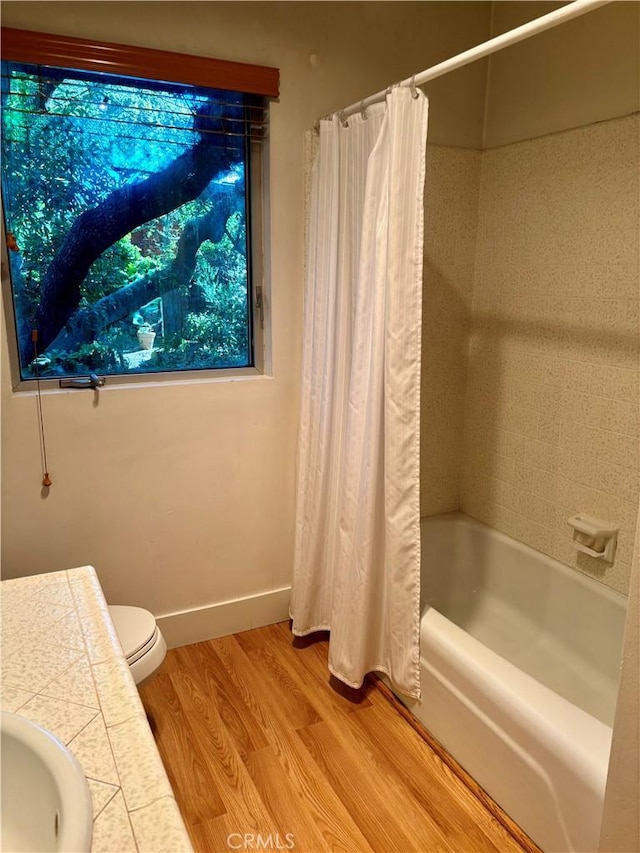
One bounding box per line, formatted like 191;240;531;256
420;145;481;516
458;114;639;594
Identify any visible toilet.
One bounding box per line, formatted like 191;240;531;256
108;605;167;687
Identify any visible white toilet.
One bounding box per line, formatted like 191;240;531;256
108;605;167;687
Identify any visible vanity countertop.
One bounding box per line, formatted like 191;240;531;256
1;566;192;852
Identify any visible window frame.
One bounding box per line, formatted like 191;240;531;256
0;27;278;390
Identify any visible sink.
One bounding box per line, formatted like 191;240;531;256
1;711;93;852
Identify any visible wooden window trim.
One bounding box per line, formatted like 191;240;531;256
0;27;279;98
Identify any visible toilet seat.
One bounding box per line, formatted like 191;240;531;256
109;605;157;661
108;605;167;687
126;625;159;665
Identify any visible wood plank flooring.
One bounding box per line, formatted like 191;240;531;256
140;622;530;853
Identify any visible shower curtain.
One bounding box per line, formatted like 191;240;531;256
291;87;429;699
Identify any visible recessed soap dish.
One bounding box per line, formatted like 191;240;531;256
568;514;618;562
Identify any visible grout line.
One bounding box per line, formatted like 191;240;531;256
7;691;36;714
66;569;128;836
102;707;143;730
36;683;101;714
66;708;104;746
127;793;177;815
86;778;120;822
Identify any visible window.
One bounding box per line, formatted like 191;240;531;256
0;28;278;385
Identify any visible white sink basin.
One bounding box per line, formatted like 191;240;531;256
1;711;93;852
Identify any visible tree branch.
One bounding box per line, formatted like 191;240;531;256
46;189;242;354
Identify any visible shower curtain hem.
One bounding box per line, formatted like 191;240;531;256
288;613;420;700
289;616;332;637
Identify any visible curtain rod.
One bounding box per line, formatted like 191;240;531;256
335;0;613;122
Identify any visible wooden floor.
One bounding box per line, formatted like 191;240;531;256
141;622;529;853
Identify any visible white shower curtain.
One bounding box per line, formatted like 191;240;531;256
291;88;429;699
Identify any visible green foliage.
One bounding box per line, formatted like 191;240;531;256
2;62;251;377
80;236;157;304
156;305;249;370
43;341;120;376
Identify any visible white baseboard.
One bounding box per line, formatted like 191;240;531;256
156;586;292;649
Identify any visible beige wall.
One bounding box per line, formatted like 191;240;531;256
421;145;481;516
483;1;640;149
418;0;639;536
460;114;639;594
0;3;491;620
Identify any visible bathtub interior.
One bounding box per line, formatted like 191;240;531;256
420;513;627;726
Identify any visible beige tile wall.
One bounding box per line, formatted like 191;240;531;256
460;114;640;594
421;145;481;516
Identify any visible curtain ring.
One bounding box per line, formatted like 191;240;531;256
410;75;420;99
360;100;368;120
339;110;349;128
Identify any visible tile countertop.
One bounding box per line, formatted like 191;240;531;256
0;566;192;853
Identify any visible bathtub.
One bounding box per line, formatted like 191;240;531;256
402;512;627;853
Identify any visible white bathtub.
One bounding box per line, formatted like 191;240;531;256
403;512;627;853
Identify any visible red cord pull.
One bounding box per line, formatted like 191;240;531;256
32;329;52;488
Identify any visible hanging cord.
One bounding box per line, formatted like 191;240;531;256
31;330;52;488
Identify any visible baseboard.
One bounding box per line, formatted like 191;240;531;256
156;586;292;649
